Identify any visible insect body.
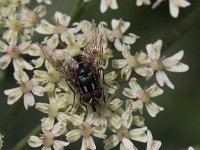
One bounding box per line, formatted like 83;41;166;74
40;28;105;118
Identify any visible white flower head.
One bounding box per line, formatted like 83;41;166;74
146;39;189;89
0;41;34;71
123;78;164;117
28;122;69;150
112;45;151;81
66;113;106;150
103;113;147;150
4;70;44;110
100;0;118;13
107;19;138;51
35;11;71;48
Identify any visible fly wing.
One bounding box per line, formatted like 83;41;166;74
84;27;104;68
40;45;79;87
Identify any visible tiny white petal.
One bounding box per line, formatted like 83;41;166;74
104;135;119;150
146;40;162;59
35;19;54;34
145;101;164;117
109;114;121;129
121;65;132;81
24;92;35;110
147;84;163;98
53;140;69;149
129;126;147;143
66;129;81;142
32;86;44;96
54;11;71;27
47;34;59;48
100;0;108;13
41;117;54;131
0;54;11;69
81;137;96;150
14;70;29;83
28;136;43;147
110;0;118;9
123;88;137;99
112;59;127;68
5;87;23;105
121;138;136;150
156;71;174;89
52;122;66;137
146;130;162;150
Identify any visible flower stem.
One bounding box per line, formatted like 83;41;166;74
70;0;88;24
163;7;200;52
0;101;22;134
10;124;41;150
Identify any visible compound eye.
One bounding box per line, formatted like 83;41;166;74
81;93;91;103
92;89;102;99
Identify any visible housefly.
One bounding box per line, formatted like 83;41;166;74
40;28;108;119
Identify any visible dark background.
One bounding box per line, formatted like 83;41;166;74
0;0;199;149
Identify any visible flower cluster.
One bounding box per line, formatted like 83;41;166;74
0;1;191;150
97;0;191;18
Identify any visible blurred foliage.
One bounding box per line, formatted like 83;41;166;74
0;0;200;150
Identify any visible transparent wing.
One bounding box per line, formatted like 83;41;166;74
84;27;104;68
40;45;78;87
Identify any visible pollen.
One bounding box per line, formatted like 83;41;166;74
20;81;33;93
42;131;54;147
7;45;20;58
79;122;92;138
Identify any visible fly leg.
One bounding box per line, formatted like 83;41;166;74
80;99;88;121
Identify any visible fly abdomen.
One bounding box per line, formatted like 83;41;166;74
78;73;97;93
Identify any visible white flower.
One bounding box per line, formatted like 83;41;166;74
100;0;118;13
28;122;69;150
146;39;189;89
146;130;162;150
66;113;106;150
136;0;151;6
4;70;44;110
35;91;72;130
35;11;71;48
104;112;147;150
0;41;34;71
112;45;151;80
33;61;62;92
0;134;3;150
3;14;32;43
123;78;164;117
106;19;138;51
169;0;190;18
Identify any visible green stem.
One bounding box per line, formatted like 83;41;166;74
70;0;88;24
0;101;22;134
162;7;200;52
11;124;41;150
